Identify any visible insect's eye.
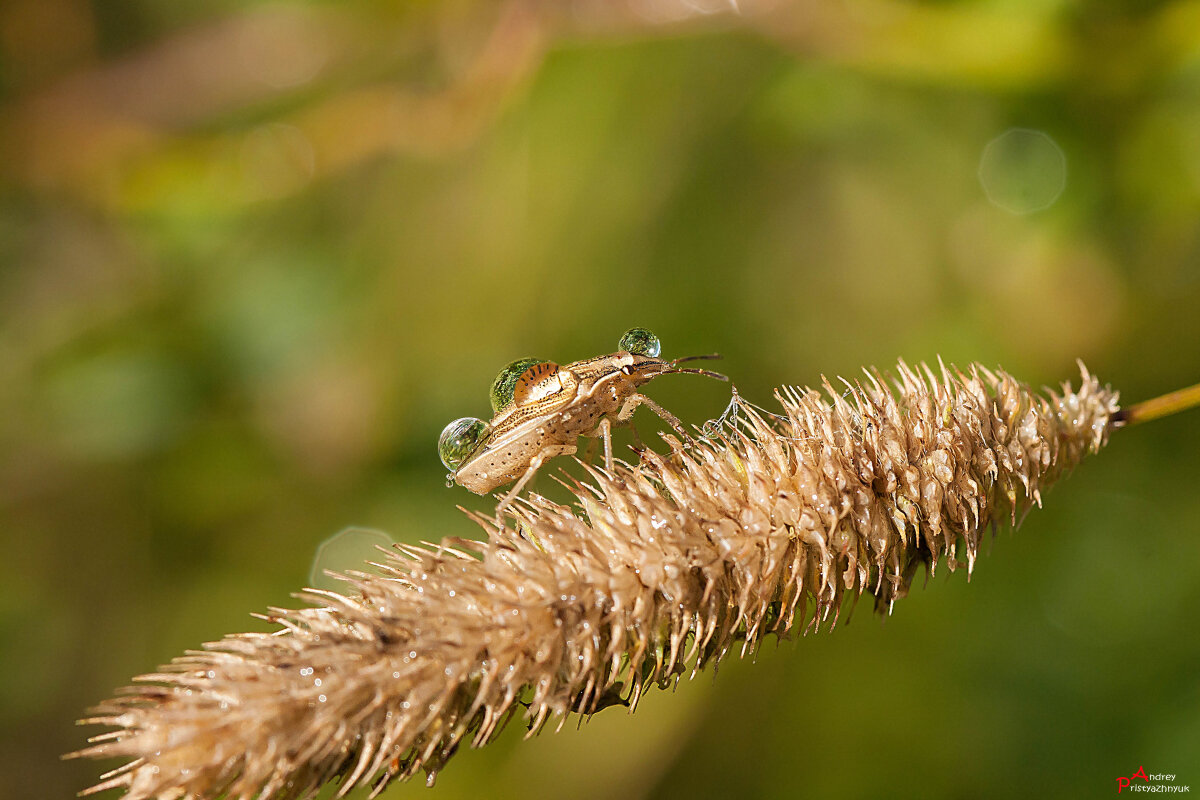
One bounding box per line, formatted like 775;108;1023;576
618;327;661;358
490;357;543;413
438;417;490;471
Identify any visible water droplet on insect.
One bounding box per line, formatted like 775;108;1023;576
438;417;490;470
619;327;661;358
490;357;543;412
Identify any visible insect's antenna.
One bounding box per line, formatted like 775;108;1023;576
673;367;730;381
672;353;722;365
667;354;727;382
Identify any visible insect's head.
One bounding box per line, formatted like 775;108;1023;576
614;327;729;385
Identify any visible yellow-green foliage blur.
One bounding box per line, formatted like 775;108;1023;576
2;1;1198;798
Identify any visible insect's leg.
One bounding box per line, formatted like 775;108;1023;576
596;417;614;471
618;393;690;441
495;444;577;514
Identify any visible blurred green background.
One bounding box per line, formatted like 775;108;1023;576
3;1;1199;798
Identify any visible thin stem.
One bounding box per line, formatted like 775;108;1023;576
1116;381;1200;426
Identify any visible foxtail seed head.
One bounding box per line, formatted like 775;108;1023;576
73;360;1120;799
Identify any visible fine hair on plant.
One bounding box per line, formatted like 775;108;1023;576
68;358;1200;800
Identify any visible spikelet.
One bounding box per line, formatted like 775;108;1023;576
71;360;1122;799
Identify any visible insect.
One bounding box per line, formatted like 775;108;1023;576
438;327;728;510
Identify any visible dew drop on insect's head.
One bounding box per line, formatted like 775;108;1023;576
490;357;542;413
619;327;661;358
438;417;489;470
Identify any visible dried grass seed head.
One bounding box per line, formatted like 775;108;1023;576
72;360;1120;800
